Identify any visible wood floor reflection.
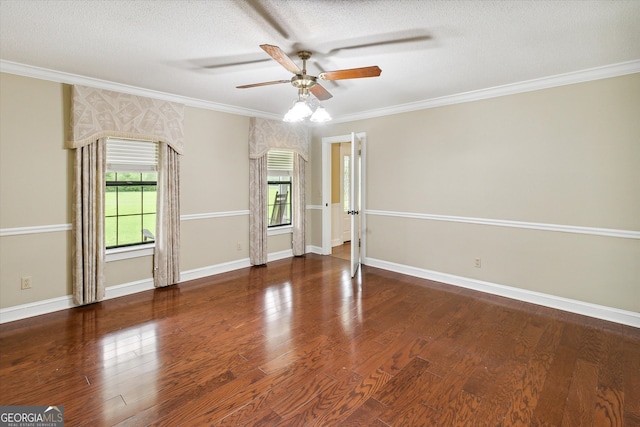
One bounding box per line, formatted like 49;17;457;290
1;254;638;426
330;241;350;260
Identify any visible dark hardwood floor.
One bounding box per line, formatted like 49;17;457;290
331;242;350;261
1;254;638;426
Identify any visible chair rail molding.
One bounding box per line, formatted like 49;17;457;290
365;210;640;240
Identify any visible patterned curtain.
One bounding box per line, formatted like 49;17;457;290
249;156;268;265
292;153;306;256
67;85;184;302
72;138;106;305
154;142;181;287
248;118;309;265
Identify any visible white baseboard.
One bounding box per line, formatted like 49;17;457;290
0;278;157;324
0;295;75;324
105;278;155;298
269;249;294;262
364;257;640;328
4;252;637;328
306;245;323;255
180;258;252;282
0;250;293;324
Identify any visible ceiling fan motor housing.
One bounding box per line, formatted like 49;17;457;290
291;51;317;89
291;74;317;89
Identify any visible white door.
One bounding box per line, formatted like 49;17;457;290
349;132;362;277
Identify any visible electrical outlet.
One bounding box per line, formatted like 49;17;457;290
21;276;32;290
236;242;242;251
474;258;482;268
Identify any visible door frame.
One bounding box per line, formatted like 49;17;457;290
340;142;351;244
321;132;367;261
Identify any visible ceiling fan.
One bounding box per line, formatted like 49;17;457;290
236;44;382;101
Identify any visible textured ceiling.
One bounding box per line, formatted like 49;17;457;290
1;0;639;122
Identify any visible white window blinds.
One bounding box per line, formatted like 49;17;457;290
106;138;158;172
267;149;293;176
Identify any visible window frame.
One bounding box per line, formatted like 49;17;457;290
267;178;292;229
266;150;294;232
104;138;158;261
104;172;157;249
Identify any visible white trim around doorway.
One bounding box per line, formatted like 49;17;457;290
321;133;367;261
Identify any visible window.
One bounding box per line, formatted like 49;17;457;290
267;150;293;228
105;139;158;249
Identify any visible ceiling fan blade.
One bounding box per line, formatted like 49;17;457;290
260;44;300;74
236;80;290;89
310;84;333;101
319;66;382;81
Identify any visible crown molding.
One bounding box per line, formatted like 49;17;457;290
2;59;638;123
332;60;640;123
0;60;280;120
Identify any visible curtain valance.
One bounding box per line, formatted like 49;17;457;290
66;85;185;154
248;117;309;161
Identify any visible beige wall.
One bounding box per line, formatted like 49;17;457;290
181;107;249;215
180;106;251;269
331;143;340;204
311;73;640;312
0;73;267;309
0;74;71;307
0;75;72;228
1;71;638;316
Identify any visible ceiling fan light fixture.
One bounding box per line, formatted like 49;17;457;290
241;45;380;123
283;99;312;122
283;110;302;122
283;85;331;123
310;105;331;123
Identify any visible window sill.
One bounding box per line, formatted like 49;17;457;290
106;244;155;262
268;225;292;236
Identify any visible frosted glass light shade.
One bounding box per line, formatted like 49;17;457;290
283;100;312;122
310;106;331;123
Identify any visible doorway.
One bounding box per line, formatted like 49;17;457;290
327;141;351;250
321;132;366;276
